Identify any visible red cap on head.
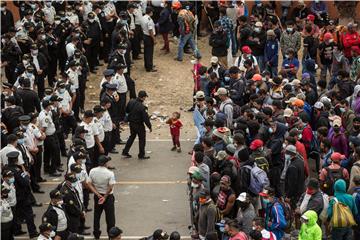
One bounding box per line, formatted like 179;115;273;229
324;32;333;41
307;14;315;21
250;139;264;150
330;152;345;162
241;46;252;54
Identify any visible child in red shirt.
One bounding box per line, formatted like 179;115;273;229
166;112;183;152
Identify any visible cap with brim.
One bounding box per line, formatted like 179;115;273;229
314;101;324;109
65;173;78;183
42;100;52;109
93;105;105;113
215;88;227;96
210;56;218;63
192;171;204;181
285;145;297;154
6;151;19;159
259;188;275;197
2;82;13;89
83;110;95;118
75;126;88;135
115;64;127;70
105;83;117;90
18;115;31;122
138;90;148;98
195;91;205;99
3;170;14;177
49;189;62;199
188;166;200;174
333;118;342;127
226;144;236;154
153;229;169;240
39;223;54;232
57;81;66;88
331;152;345;162
103;69;115;76
98;155;111;165
283;108;294;118
73;151;86;160
236;192;248;202
49;95;63;102
216;151;228;160
70;163;82;173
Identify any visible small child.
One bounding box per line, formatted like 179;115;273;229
166;112;183;152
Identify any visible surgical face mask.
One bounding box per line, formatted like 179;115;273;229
89;18;95;23
224;76;230;82
18;138;25;145
31;4;37;10
287;28;293;32
31;49;38;55
1;7;5;12
120;50;126;55
8;177;15;184
340;107;345;113
26;71;33;77
263;198;270;205
190;59;197;65
55;20;61;25
41;35;46;40
191;182;199;188
58;88;66;94
285;154;292;161
252;226;256;230
268;128;274;134
285;54;290;59
57;200;64;206
121;19;127;25
22;60;29;65
50;231;56;237
254;27;261;33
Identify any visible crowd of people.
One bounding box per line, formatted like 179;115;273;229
1;0;360;240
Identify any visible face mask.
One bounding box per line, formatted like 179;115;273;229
282;143;287;149
224;76;230;82
285;54;290;59
191;182;199;188
120;50;126;54
160;2;165;7
41;35;46;40
257;3;262;7
31;4;37;10
121;19;127;25
8;177;15;184
71;182;77;188
287;28;293;32
26;72;33;77
76;173;81;180
254;27;261;33
55;20;61;25
31;50;38;55
340;107;345;113
190;59;198;65
59;88;66;94
1;7;5;11
18;139;25;145
285;154;292;161
57;200;64;206
22;60;29;66
89;18;95;23
268;128;273;134
50;231;56;237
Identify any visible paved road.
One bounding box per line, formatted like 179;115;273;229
16;140;194;240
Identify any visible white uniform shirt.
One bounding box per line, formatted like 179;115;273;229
113;73;128;94
141;14;155;36
39;110;56;136
37;234;52;240
134;6;143;25
23;125;37;150
0;144;25;166
67;157;88;203
56;89;72;113
127;10;136;30
66;42;76;58
29;122;44;146
79;121;95;148
88;166;116;194
93;118;105;142
0;199;13;223
101;110;113;132
66;13;79;26
66;68;79;90
42;5;56;24
14;72;35;89
2;182;16;207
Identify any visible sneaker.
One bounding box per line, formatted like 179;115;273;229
171;146;176;151
122;152;132;158
177;147;182;153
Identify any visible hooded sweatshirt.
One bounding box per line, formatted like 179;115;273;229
266;122;288;167
327;179;358;221
299;210;322;240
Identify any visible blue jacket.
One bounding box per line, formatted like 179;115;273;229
158;7;173;33
264;39;279;67
328;179;358;221
353;186;360;224
265;199;287;240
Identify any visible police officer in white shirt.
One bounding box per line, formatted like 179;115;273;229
93;105;105;152
1;185;13;239
0;134;25;168
66;60;81;121
2;170;17;209
39;100;61;177
37;223;56;240
100;69;115;97
87;155;116;239
141;7;157;72
56;81;77;136
113;64;128;121
100;99;115;154
42;1;56;24
65;36;79;58
14;65;35;90
65;5;79;27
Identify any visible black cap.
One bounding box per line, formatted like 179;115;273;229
57;81;66;88
70;163;82;173
42;100;52;109
138;90;148;98
75;126;88;135
39;222;53;233
44;87;53;95
1;185;10;195
108;227;123;238
29;112;39;120
307;178;320;189
153;229;169;240
30;43;38;50
2;169;14;178
105;83;117;90
88;12;95;19
49;95;63;102
118;43;127;50
68;60;76;68
65;173;78;183
26;65;34;71
73;151;86;160
13;128;24;138
115;64;127;70
83;110;95;118
2;82;13;89
93;105;105;113
103;69;115;77
18;115;31;122
6;151;19;159
49;189;62;199
98;155;111;165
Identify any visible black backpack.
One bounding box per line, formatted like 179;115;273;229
321;167;344;196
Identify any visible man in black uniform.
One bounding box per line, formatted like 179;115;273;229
1;2;14;34
108;43;128;71
60;173;85;234
16;78;41;114
42;189;70;239
2;96;24;134
30;43;48;99
122;90;152;159
1;33;21;84
84;12;102;73
6;151;39;239
45;24;59;87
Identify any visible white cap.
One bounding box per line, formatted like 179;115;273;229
210;56;218;63
255;22;263;27
236;192;248;202
314;101;324;109
283;108;294;117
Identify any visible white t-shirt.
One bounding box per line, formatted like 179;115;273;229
80;121;95;148
66;42;76;58
88;166;116;194
233;54;258;69
0;144;25;166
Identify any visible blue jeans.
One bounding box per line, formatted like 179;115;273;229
331;227;352;240
177;33;197;60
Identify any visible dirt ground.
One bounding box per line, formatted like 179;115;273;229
86;35;213;141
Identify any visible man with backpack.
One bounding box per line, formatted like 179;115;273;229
327;179;358;240
216;88;233;129
284;145;305;209
260;187;287;240
249;139;269;173
319;152;350;196
351;175;360;239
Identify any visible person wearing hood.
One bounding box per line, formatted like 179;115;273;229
329;45;350;90
198;189;217;239
351;85;360;116
327;179;358;239
298;210;322;240
266;121;287;196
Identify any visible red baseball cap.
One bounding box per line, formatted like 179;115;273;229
241;46;252;54
250;139;264;150
307;14;315;21
330;152;345;162
324;32;333;41
252;74;262;81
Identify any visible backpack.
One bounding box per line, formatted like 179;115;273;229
309;130;320;154
319;192;330;222
321;167;344;196
278;199;294;232
244;163;270;194
254;156;269;172
331;197;356;228
222;102;241;119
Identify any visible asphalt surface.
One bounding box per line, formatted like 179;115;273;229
16;139;194;240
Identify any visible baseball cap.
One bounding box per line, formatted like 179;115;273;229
259;187;275;197
236;192;249;202
210;56;219;63
241;46;252;54
333;118;342;127
283;108;294;118
18;115;31;122
83;110;94;118
195;91;205;99
307;14;315;21
252;74;262;81
215;88;227;96
192;171;204;181
314;101;324;109
249;139;263;150
331;152;345;162
39;223;53;233
49;189;62;199
292;99;304;107
188;166;200;174
103;69;115;77
255;22;263;27
65;173;77;183
138;90;148;98
216;150;228;160
324;32;333;41
285;145;297;155
70;163;82;174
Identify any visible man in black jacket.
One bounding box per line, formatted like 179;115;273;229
122;90;152;159
209;21;228;67
30;44;48;99
16;78;41;114
296;178;324;217
84;12;102;73
1;2;14;34
284;145;305;208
